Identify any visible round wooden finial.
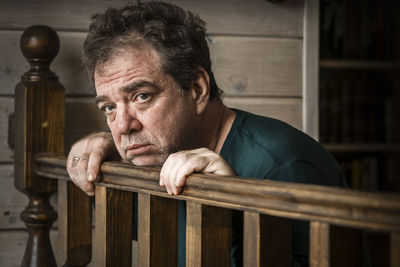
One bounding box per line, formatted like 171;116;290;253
20;25;60;62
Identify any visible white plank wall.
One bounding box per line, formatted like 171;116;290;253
0;0;318;265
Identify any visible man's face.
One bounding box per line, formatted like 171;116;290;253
94;46;199;166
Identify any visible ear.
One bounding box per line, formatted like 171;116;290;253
190;67;210;114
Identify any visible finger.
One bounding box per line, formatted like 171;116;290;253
87;149;106;182
75;155;94;195
160;153;181;194
174;156;207;187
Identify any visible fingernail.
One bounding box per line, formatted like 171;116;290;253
88;173;94;182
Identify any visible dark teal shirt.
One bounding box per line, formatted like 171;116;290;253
178;109;346;267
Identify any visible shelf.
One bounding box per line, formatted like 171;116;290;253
319;60;400;70
323;143;400;154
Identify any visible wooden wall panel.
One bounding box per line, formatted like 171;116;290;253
0;0;304;37
0;230;58;267
210;36;302;97
0;30;93;96
0;97;13;162
0;164;26;229
65;97;108;149
1;32;302;97
223;97;303;130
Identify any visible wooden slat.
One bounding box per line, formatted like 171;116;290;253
243;212;291;267
0;97;14;162
223;96;302;130
94;186;133;267
210;36;302;97
137;193;178;267
0;0;304;37
329;226;363;267
310;221;330;267
34;155;400;233
58;180;92;266
186;202;231;267
392;233;400;267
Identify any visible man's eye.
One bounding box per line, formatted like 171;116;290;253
101;104;115;113
137;93;150;103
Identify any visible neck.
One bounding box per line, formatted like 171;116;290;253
203;100;236;154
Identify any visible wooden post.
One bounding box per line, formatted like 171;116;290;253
243;212;291;267
186;202;231;267
137;193;179;267
14;25;65;267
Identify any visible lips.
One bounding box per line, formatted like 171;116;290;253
124;144;152;156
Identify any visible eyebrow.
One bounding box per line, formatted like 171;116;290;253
95;80;161;105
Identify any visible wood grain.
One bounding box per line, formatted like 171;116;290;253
186;202;231;267
137;193;178;267
1;31;303;97
243;212;291;267
58;180;92;266
94;186;133;267
210;36;302;97
0;0;304;37
310;221;330;267
223;96;302;130
34;155;400;233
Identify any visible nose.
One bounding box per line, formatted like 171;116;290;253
114;104;143;135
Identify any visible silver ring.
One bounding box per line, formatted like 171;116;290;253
73;157;80;161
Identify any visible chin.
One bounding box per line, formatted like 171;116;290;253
127;155;166;167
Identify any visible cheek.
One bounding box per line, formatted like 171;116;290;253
107;120;121;145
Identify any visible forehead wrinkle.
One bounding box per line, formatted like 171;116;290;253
120;80;162;94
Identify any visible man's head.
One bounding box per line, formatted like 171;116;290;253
88;1;221;166
83;1;221;99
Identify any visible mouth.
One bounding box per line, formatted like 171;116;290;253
124;144;152;156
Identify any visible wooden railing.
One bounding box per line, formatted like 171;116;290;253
14;26;400;267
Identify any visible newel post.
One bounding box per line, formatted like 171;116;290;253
14;25;65;267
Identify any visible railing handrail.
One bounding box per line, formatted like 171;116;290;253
35;153;400;233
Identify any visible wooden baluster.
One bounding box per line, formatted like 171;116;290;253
93;186;133;267
186;202;231;267
310;221;330;267
243;212;291;267
58;180;92;266
137;193;179;267
392;233;400;267
14;25;65;267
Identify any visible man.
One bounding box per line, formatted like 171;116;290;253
67;2;345;266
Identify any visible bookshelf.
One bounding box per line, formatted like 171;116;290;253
319;0;400;193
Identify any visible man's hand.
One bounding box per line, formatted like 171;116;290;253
159;148;236;195
67;132;119;196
